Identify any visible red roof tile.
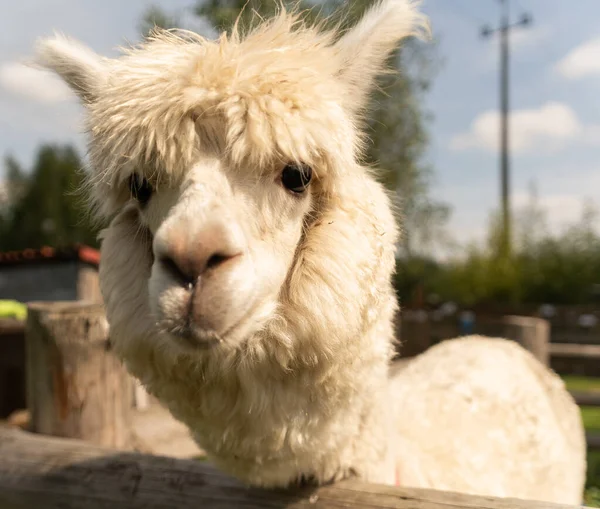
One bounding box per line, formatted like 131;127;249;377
0;244;100;267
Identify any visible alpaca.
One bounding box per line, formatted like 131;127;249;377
35;0;586;504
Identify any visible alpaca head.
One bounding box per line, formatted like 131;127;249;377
36;1;428;369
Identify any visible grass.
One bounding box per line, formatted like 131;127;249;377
587;452;600;507
563;376;600;393
562;376;600;506
563;375;600;434
582;407;600;433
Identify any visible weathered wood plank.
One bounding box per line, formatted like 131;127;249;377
570;391;600;407
0;427;586;509
586;432;600;450
550;343;600;359
0;318;25;336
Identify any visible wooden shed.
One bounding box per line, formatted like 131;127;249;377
0;244;101;304
0;244;101;418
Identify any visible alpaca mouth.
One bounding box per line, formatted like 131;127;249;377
160;289;265;351
166;322;222;349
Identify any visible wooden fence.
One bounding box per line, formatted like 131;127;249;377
0;427;583;509
550;343;600;377
548;344;600;448
0;302;594;508
398;312;600;376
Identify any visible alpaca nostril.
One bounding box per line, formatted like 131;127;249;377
159;255;195;288
205;252;237;271
158;250;242;288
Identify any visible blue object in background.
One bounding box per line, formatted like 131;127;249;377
459;310;475;335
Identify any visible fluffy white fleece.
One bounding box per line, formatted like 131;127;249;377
34;1;586;504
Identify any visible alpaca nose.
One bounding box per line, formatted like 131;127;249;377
159;251;239;287
156;220;244;286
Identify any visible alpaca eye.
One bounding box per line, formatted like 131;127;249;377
281;164;312;194
129;173;153;206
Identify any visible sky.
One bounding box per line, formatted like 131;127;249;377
0;0;599;252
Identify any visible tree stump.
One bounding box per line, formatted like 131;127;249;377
503;315;550;366
25;301;132;448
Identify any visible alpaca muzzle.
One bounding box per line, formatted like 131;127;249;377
149;214;251;346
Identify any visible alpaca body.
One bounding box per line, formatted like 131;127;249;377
118;318;585;504
392;336;586;504
35;0;586;504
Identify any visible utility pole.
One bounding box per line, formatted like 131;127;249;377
481;1;532;257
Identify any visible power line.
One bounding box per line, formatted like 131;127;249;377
480;0;533;258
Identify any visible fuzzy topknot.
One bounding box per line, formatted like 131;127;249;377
35;0;428;220
89;13;348;178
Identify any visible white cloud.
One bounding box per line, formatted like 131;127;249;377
0;61;73;103
556;37;600;80
442;190;598;254
479;25;551;73
511;25;552;50
449;102;599;154
513;192;588;230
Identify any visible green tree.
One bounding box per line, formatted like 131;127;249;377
0;145;99;251
519;200;600;305
424;198;600;307
139;5;180;39
195;0;317;31
513;181;549;253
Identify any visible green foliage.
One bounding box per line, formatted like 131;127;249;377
0;145;99;251
139;5;180;38
365;38;449;256
195;0;319;32
563;376;600;393
585;484;600;508
395;194;600;307
394;255;442;305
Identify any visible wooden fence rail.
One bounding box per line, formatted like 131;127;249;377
570;391;600;408
569;390;600;451
0;427;585;509
549;343;600;359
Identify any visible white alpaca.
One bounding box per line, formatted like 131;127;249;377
35;1;586;504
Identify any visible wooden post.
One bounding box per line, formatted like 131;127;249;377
25;301;132;448
503;315;550;366
0;319;26;418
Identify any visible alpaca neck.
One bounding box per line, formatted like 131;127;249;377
133;315;395;485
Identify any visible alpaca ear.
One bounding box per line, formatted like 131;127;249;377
334;0;430;110
34;34;108;104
